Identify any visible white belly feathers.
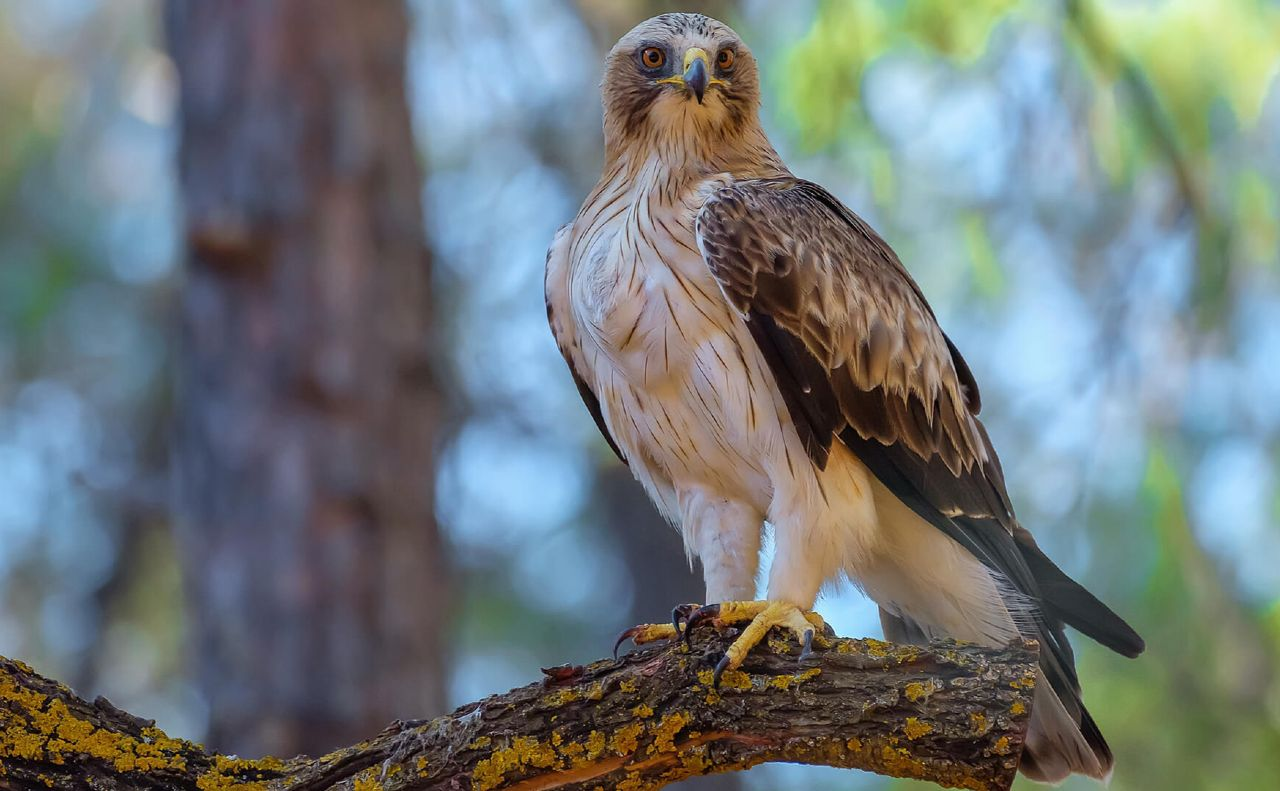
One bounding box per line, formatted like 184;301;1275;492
570;182;778;515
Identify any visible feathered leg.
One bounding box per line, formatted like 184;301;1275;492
615;491;762;656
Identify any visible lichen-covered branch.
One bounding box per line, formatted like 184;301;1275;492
0;633;1036;791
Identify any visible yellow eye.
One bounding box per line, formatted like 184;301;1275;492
640;47;666;69
716;48;735;69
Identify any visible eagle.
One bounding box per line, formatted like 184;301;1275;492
545;13;1143;783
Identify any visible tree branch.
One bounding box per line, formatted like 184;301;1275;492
0;633;1036;791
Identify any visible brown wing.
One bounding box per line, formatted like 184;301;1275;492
697;178;1010;528
696;178;1142;665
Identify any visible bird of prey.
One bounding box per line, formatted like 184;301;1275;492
546;13;1143;783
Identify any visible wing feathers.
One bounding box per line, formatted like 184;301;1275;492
695;177;1143;669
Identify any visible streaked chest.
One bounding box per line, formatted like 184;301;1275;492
566;170;781;499
569;177;733;388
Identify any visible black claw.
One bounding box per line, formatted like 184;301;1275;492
670;603;697;639
799;629;815;662
712;653;732;689
613;627;638;660
683;603;722;648
821;622;836;638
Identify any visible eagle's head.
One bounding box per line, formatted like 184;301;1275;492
601;13;763;158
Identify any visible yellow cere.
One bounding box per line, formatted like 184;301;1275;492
656;47;730;88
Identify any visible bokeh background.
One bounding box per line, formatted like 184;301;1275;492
2;0;1278;789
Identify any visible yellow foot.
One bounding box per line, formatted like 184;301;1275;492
684;600;832;687
613;603;700;658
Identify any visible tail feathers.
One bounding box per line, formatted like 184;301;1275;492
1020;674;1113;784
878;607;931;645
1013;526;1145;658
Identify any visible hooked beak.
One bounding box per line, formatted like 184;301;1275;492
683;50;709;104
658;47;723;104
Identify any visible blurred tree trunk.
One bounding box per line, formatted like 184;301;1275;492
166;0;449;758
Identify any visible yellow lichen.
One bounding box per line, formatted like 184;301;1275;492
766;636;792;654
650;712;690;755
471;748;516;791
0;672;216;781
993;736;1011;755
1011;701;1026;716
618;679;639;694
352;767;384;791
516;736;557;769
877;744;930;779
558;736;585;762
470;736;558;791
696;669;751;691
543;687;587;707
864;639;891;657
584;730;606;760
195;755;283;791
969;712;988;733
902;718;933;740
904;680;935;703
632;703;654;718
610;722;645;756
680;745;710;773
469;736;492;750
1011;674;1036;690
768;668;821;690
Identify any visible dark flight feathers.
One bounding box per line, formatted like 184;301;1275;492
696;177;1143;773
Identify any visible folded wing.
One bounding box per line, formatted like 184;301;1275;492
695;178;1142;778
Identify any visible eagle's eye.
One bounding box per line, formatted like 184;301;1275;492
716;48;735;70
640;47;666;70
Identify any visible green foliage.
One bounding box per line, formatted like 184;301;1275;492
781;0;1020;150
1087;0;1280;151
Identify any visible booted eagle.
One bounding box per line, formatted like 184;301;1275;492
545;13;1143;783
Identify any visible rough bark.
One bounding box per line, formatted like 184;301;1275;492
166;0;448;758
600;472;743;791
0;633;1036;791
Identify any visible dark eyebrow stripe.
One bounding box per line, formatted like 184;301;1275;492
634;39;670;52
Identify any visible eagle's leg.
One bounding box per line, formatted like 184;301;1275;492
684;600;832;685
613;603;700;658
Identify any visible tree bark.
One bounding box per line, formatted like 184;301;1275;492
0;634;1036;791
602;472;748;791
166;0;448;758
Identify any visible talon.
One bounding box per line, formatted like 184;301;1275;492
712;653;732;689
683;603;722;647
696;600;830;685
670;603;699;638
613;627;639;659
799;628;815;661
613;621;682;658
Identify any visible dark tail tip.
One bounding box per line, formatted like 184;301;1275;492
1015;528;1145;657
